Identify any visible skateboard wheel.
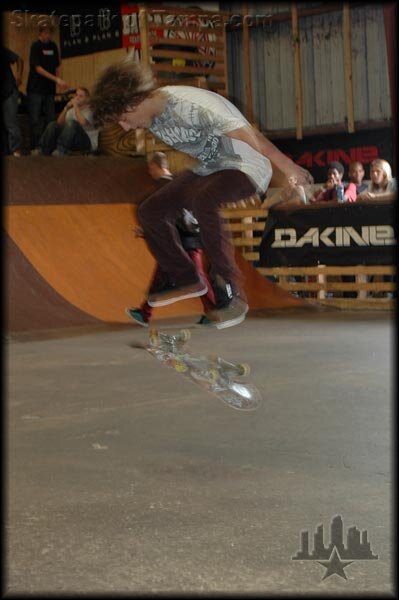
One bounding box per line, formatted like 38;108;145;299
237;363;251;376
209;368;219;382
173;359;188;373
179;329;191;343
149;329;160;347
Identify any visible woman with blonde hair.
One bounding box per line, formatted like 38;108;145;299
357;158;397;201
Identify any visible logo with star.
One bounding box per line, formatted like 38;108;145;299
317;546;353;580
292;515;378;581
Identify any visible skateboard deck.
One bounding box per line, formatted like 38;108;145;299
146;328;262;411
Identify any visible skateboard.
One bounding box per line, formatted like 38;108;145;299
146;328;262;411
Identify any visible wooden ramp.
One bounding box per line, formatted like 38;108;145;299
5;156;304;333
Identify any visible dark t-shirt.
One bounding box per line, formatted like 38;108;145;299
1;47;19;100
27;39;60;95
356;182;368;195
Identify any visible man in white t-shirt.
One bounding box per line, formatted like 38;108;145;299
35;87;99;156
91;58;313;328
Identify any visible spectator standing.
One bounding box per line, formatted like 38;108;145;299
1;46;24;156
34;87;99;156
27;23;69;150
311;161;357;203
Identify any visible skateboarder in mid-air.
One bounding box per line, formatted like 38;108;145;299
91;58;313;328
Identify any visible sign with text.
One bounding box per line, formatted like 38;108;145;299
273;128;394;183
59;4;122;58
121;4;140;49
260;202;397;267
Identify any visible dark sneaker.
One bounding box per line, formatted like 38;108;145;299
126;307;149;327
148;280;208;307
197;314;212;326
209;276;248;329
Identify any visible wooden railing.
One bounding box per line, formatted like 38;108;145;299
221;206;396;310
221;206;266;261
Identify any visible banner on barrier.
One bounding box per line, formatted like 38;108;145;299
259;202;397;267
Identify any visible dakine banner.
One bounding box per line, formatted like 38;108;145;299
273;128;394;183
259;202;397;267
59;4;122;58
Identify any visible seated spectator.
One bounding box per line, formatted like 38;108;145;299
348;161;368;195
310;161;357;203
357;159;397;201
261;174;307;211
33;87;99;156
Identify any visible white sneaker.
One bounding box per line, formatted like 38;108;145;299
209;297;248;329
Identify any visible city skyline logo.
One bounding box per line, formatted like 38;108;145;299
292;514;378;581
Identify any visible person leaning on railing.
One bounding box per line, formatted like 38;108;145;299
259;174;309;296
356;158;397;202
356;158;397;299
310;161;357;203
348;160;368;195
261;174;307;211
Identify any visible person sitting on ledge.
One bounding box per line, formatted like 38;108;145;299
261;174;307;211
33;87;99;156
356;158;397;202
310;161;357;203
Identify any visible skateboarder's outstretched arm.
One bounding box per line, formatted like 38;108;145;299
225;126;313;188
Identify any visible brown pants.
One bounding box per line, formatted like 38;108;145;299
138;169;256;289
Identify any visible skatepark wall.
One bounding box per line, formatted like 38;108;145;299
4;156;304;334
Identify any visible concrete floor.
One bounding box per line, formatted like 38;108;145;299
5;311;394;594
